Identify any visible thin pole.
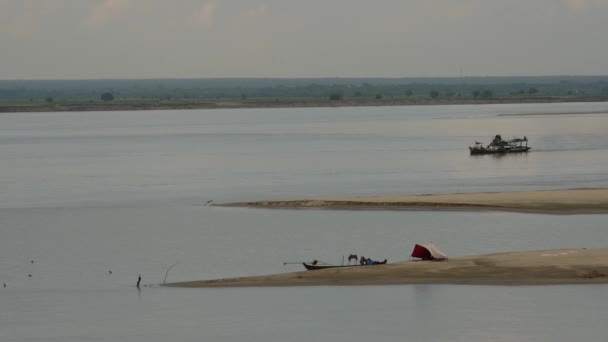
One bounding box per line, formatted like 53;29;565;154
163;261;179;283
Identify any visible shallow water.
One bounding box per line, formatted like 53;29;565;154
1;102;608;341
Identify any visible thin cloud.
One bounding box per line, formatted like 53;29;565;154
243;4;269;18
86;0;131;28
566;0;588;8
5;0;52;39
565;0;608;9
425;1;472;18
190;0;217;28
11;12;38;39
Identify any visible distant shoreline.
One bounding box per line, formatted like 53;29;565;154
165;248;608;287
2;96;608;113
218;188;608;215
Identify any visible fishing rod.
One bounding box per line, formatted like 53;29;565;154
163;261;180;284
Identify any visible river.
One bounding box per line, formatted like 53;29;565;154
1;102;608;341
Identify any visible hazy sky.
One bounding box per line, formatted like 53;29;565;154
1;0;607;79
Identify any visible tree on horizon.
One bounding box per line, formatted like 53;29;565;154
101;92;114;102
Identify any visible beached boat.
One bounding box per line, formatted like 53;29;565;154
302;263;359;270
303;259;387;270
469;134;530;155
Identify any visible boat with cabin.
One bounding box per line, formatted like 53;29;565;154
469;134;530;155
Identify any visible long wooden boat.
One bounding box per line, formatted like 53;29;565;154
303;259;387;271
469;135;530;155
469;145;531;155
302;263;359;270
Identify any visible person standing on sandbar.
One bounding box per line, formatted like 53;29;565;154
137;274;141;288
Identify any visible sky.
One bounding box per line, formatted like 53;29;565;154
1;0;607;79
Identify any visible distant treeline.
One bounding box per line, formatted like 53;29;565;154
1;76;608;103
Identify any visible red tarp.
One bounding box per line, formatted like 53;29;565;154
410;243;447;261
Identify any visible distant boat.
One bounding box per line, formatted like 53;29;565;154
469;134;530;155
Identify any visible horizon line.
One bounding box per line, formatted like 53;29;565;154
2;74;608;82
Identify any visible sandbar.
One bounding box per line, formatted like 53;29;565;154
165;248;608;287
219;188;608;214
498;110;608;116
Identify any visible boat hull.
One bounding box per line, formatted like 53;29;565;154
303;260;387;271
469;146;531;155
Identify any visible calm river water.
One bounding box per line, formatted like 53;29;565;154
1;102;608;341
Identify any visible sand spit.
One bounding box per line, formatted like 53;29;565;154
165;248;608;287
498;110;608;116
219;189;608;215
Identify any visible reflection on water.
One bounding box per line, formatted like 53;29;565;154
468;152;531;160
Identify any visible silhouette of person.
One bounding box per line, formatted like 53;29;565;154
137;274;142;288
359;256;366;265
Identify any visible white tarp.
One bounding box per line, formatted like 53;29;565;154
420;243;448;260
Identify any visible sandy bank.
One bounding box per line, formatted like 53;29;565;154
166;248;608;287
498;110;608;116
219;188;608;214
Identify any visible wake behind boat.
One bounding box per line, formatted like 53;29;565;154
469;134;530;155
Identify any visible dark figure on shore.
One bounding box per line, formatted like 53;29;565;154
359;256;366;265
137;274;141;288
361;257;387;265
348;254;358;264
